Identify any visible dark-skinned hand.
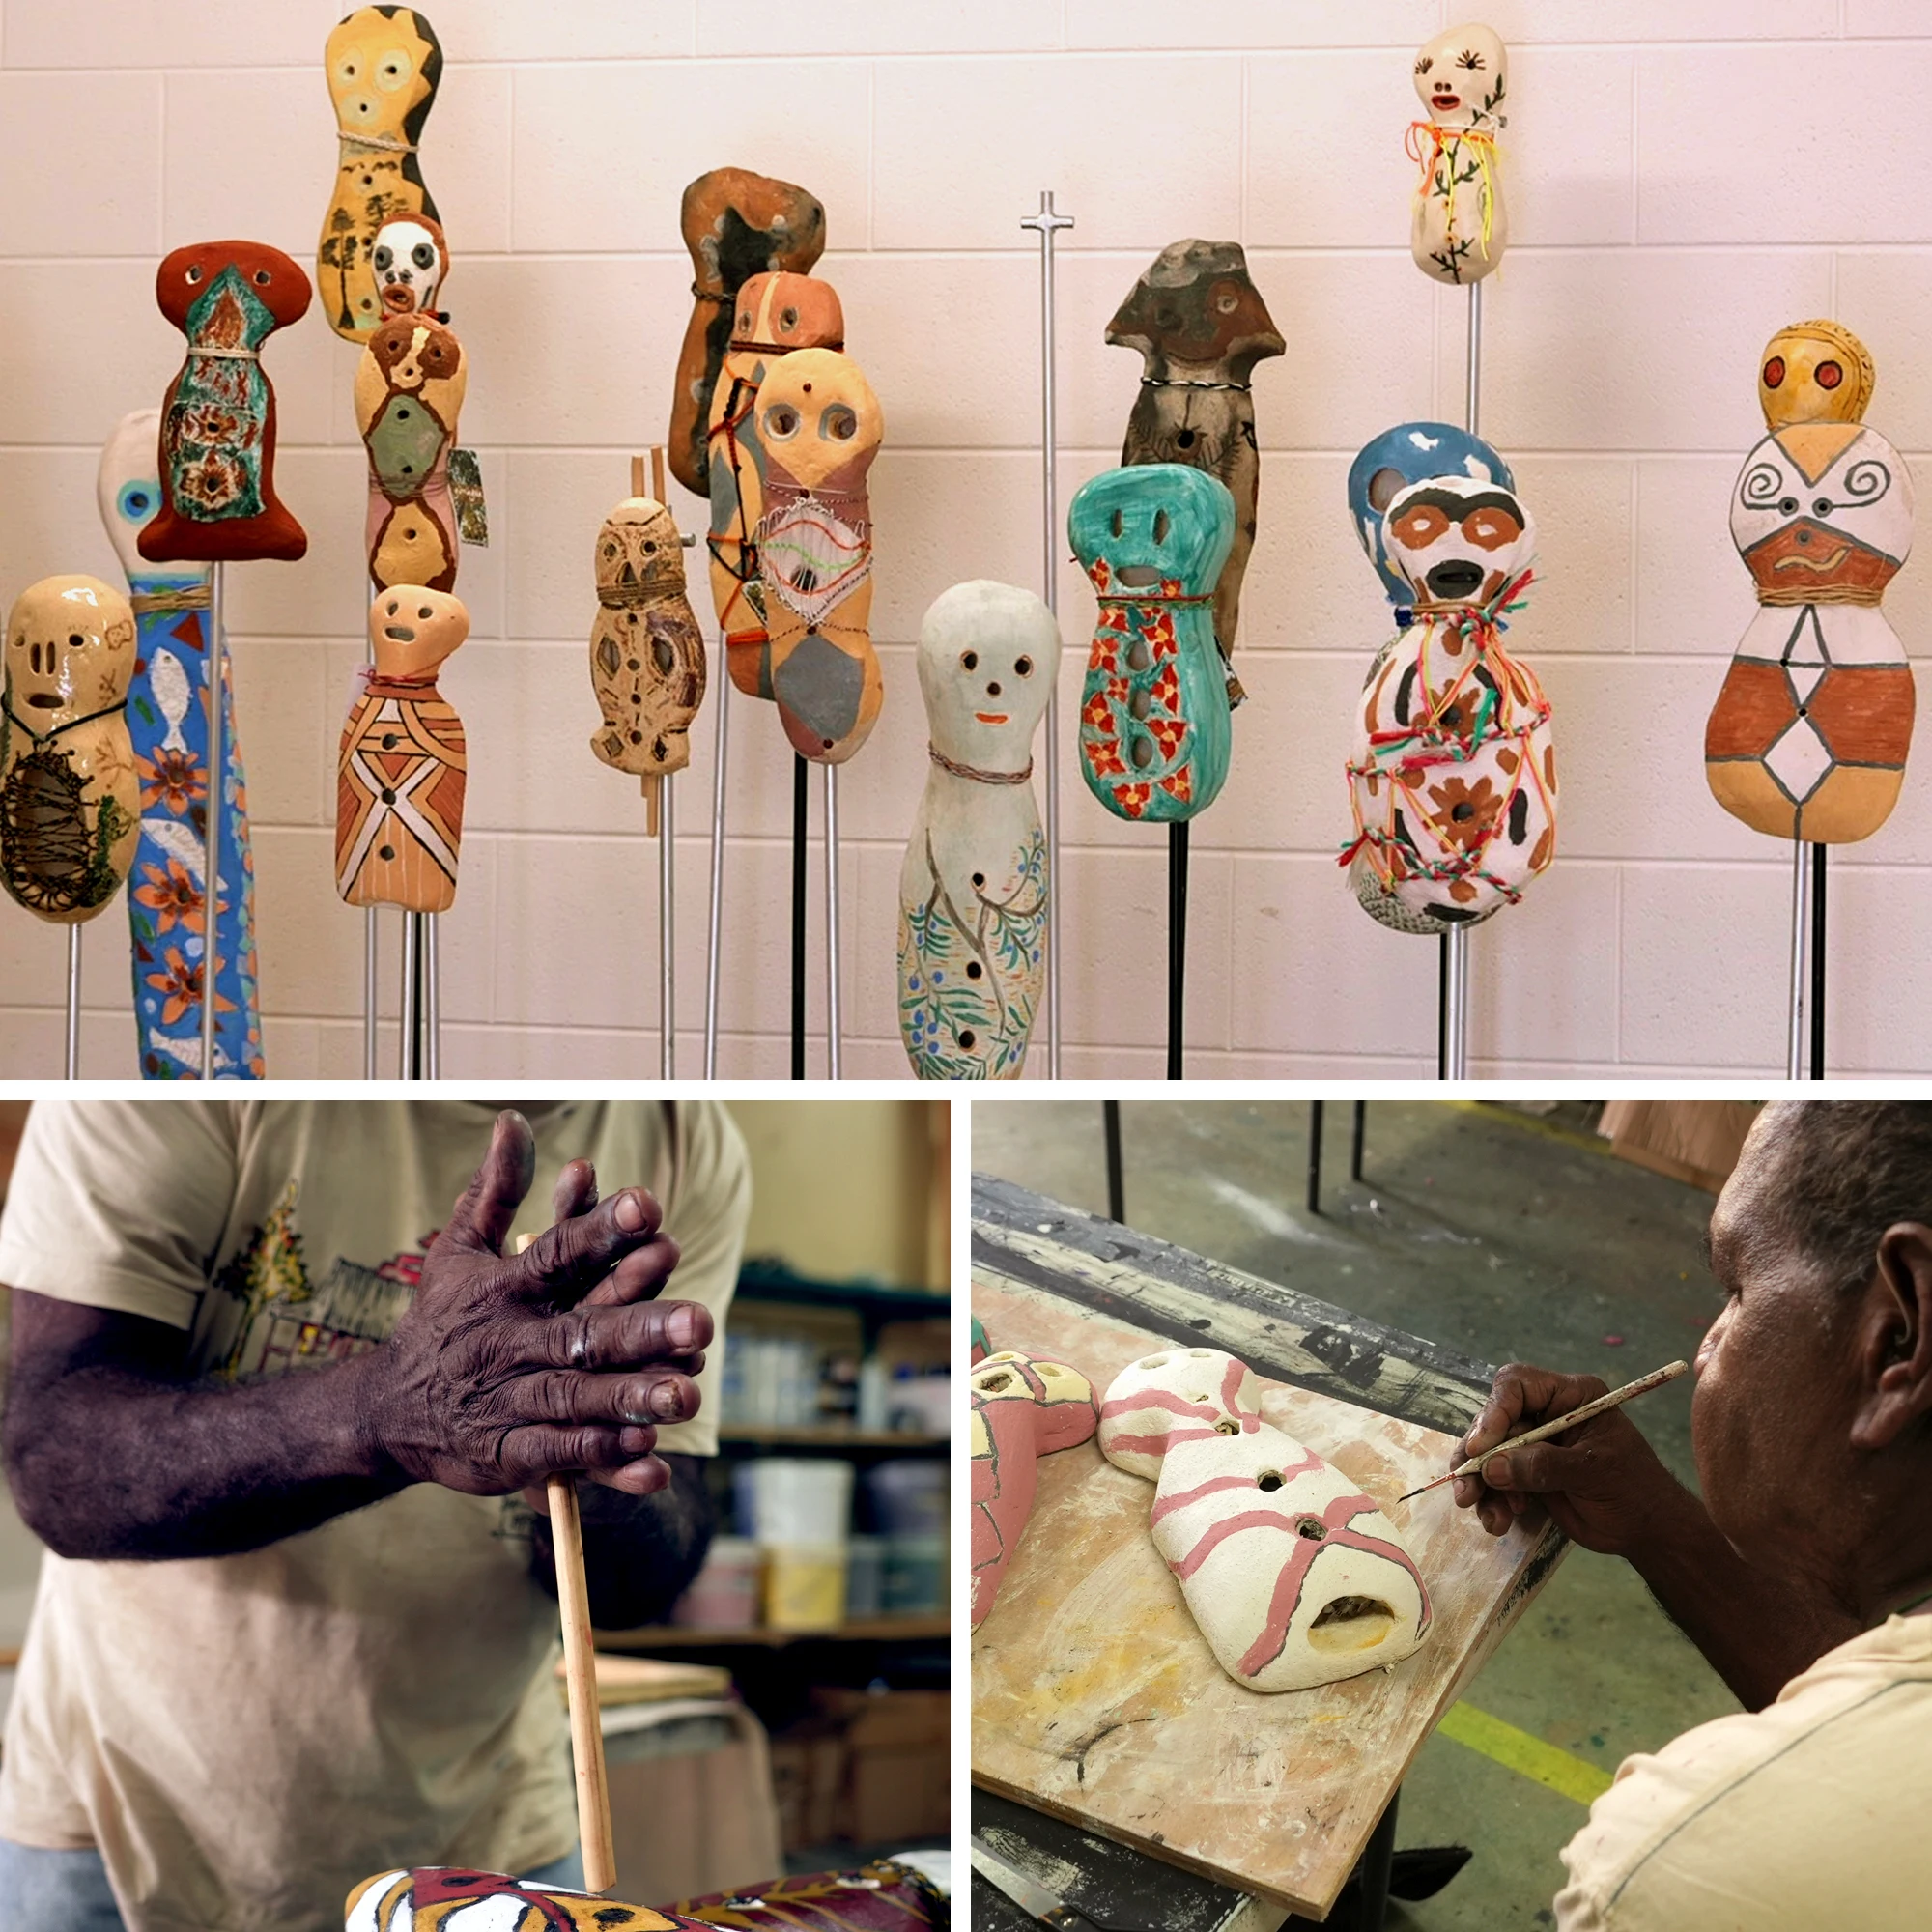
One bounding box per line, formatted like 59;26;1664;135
1450;1360;1680;1556
361;1111;713;1499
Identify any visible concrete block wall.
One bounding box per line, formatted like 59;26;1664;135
1;0;1927;1078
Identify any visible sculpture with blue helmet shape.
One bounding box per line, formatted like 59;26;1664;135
1347;422;1517;613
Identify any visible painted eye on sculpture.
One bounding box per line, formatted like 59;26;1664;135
1395;504;1450;545
1813;498;1833;517
737;310;753;333
418;605;434;619
603;543;617;559
780;306;799;330
1215;291;1238;315
117;484;153;520
1762;356;1786;388
1816;360;1843;389
375;48;414;90
1153;509;1171;545
185;265;204;284
1110;508;1123;539
962;651;980;671
822;403;858;441
1779;497;1800;515
1015;656;1034;677
374;245;394;270
643;541;656;554
253;270;271;286
1414;54;1432;72
387;600;401;615
763;404;800;440
412;243;436;270
1457;48;1485;68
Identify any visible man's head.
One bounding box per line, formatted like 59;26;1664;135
1699;1103;1932;1611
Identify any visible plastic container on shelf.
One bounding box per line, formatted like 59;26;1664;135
670;1535;762;1629
746;1458;855;1544
845;1533;888;1619
865;1459;948;1537
882;1534;947;1614
764;1544;848;1630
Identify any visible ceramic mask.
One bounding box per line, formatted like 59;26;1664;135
1758;318;1875;429
1348;422;1518;610
1408;23;1509;286
970;1349;1099;1627
1068;463;1236;823
589;496;707;782
355;309;467;591
371;213;448;317
899;581;1060;1080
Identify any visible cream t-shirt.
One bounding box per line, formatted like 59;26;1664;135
1556;1613;1932;1929
0;1099;749;1932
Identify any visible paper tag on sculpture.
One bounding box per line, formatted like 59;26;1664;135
449;448;489;546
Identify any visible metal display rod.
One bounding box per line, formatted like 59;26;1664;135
1788;840;1814;1079
824;763;842;1079
64;927;81;1078
703;676;729;1079
1022;189;1073;1079
206;561;227;1080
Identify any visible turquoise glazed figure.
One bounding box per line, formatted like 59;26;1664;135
1069;464;1236;822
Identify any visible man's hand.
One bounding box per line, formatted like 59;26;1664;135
1452;1361;1680;1555
361;1112;713;1499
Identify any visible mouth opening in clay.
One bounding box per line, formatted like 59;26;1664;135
978;1371;1014;1392
1214;1418;1240;1435
1308;1596;1398;1653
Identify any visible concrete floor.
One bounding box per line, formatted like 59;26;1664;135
971;1099;1745;1931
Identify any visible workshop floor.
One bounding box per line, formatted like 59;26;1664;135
970;1099;1745;1932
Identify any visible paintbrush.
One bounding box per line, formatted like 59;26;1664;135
1398;1358;1690;1504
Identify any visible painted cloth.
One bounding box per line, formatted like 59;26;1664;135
1555;1614;1932;1929
0;1101;749;1932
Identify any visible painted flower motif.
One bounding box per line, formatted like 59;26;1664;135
180;404;242;446
132;858;204;936
1084;736;1126;780
137;748;207;815
1426;774;1502;850
1159;768;1194;803
1426;680;1483;738
1113;781;1152;818
1148;715;1188;760
146;948;235;1027
1081;690;1114;732
1150;664;1182;714
177;451;245;513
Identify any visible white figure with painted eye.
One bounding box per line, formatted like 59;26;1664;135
370;213;448;318
898;582;1060;1080
1098;1347;1433;1693
1409;23;1509;286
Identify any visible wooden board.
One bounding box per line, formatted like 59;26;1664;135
971;1276;1564;1919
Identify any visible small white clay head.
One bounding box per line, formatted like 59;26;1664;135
96;408;194;586
756;348;883;490
1382;474;1534;607
372;213;449;317
918;581;1060;775
596;497;688;603
1098;1346;1270;1480
5;575;136;720
368;584;469;678
1412;23;1507;128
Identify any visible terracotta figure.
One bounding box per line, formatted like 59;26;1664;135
335;587;468;912
1098;1347;1431;1692
141;242;312;566
899;581;1059;1079
98;411;264;1078
1705;320;1915;843
0;576;140;924
1108;239;1283;705
1068;464;1236;822
1343;472;1555;931
970;1350;1099;1630
371;210;449;319
590;492;707;786
754;347;885;763
355;308;467;592
670;168;828;497
705;271;846;699
318;5;443;341
1408;23;1509;287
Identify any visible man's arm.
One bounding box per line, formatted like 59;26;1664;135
1454;1364;1859;1710
528;1454;716;1631
1;1113;712;1563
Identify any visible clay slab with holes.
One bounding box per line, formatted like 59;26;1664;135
971;1277;1562;1918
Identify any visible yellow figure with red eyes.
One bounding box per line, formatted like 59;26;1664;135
1344;474;1555;931
1705;320;1915;844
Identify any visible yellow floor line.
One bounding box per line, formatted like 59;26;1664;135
1435;1700;1615;1806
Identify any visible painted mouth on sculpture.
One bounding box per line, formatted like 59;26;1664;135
384;625;417;642
1424;560;1485;599
1774;544;1852;574
976;711;1009;725
1117;564;1163;588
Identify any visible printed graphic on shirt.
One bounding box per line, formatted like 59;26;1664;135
211;1179;438;1379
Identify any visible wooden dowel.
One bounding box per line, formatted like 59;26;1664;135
630;453;646;499
650;446;667;505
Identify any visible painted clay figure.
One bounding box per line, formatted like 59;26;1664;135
1067;464;1236;823
1705;320;1916;843
970;1350;1099;1629
705;271;846;699
671;168;828;497
371;210;449;318
590;493;707;786
899;582;1059;1079
355;308;468;592
98;411;264;1079
141;242;312;566
1108;240;1284;705
1408;23;1509;287
335;586;468;912
1348;421;1518;613
754;347;885;763
1343;473;1555;930
318;5;443;341
0;576;140;924
1098;1347;1431;1692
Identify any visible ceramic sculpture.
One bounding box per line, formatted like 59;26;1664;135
705;271;846;699
1343;473;1554;930
318;5;443;341
0;576;140;924
898;582;1059;1079
371;210;448;318
1348;422;1519;613
1098;1347;1431;1692
1705;320;1915;843
346;1859;945;1931
1068;464;1236;823
1108;240;1283;705
98;412;264;1079
970;1350;1099;1629
590;492;707;787
140;242;312;565
1408;23;1509;287
671;168;828;497
355;309;468;592
335;587;468;911
754;347;885;763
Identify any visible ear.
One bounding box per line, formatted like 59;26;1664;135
1850;1223;1932;1451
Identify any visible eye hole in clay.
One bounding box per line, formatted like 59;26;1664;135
1367;467;1406;514
1188;1350;1213;1358
1814;498;1833;517
1214;1418;1240;1436
604;543;617;558
822;403;858;441
643;540;657;554
958;1029;978;1049
764;404;801;440
1762;355;1786;389
387;600;401;615
374;245;394;270
738;310;753;333
185;265;204;284
418;605;434;619
1816;360;1844;390
412;243;436;270
1139;1355;1168;1370
1014;656;1033;677
1111;508;1124;540
1215;292;1238;315
1152;509;1171;545
1779;497;1800;516
780;306;799;330
962;651;979;671
67;633;82;650
1256;1471;1283;1492
1296;1517;1327;1541
253;269;271;286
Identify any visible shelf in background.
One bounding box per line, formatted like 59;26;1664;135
736;1261;947;1312
597;1615;949;1651
717;1425;946;1449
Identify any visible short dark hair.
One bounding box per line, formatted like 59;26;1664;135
1750;1102;1932;1293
